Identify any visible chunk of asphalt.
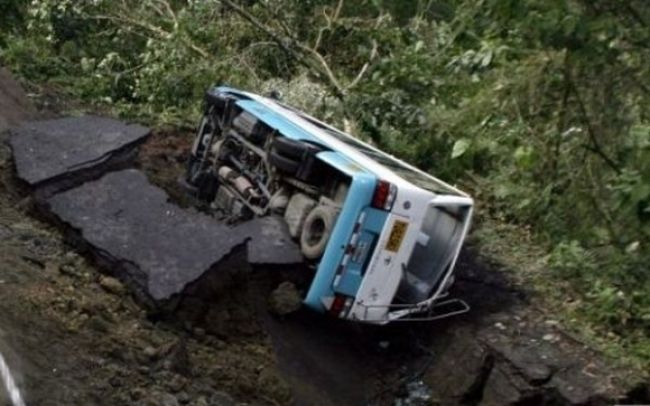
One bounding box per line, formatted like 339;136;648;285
44;169;301;303
240;216;304;265
9;116;149;195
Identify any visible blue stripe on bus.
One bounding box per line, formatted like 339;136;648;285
304;151;382;311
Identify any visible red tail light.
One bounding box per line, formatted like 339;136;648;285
372;180;397;211
329;295;346;317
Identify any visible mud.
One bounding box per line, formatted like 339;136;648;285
0;67;647;405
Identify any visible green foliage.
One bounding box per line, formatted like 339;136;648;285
0;0;648;363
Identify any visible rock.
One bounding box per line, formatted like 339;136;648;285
59;263;81;278
176;391;191;404
480;364;534;406
550;367;609;405
192;396;209;406
423;331;492;402
256;368;291;403
99;276;125;296
108;344;134;363
162;340;191;375
109;375;123;388
100;276;126;295
9;116;150;195
130;387;146;401
143;346;158;360
486;342;552;384
0;224;11;240
268;281;302;316
397;380;433;405
24;234;60;257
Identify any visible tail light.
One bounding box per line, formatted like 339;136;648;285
329;294;353;318
372;180;397;211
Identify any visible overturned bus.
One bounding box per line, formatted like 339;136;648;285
184;87;474;324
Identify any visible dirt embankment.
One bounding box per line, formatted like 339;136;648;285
0;67;647;406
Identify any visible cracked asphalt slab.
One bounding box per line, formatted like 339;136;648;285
9;116;150;195
44;169;302;302
46;168;248;302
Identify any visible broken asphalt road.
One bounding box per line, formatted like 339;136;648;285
10;115;302;306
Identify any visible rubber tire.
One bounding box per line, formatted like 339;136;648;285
272;137;311;160
269;150;300;175
300;205;336;260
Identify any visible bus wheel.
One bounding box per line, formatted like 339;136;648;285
300;205;337;259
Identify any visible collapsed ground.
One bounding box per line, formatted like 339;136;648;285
0;68;648;405
0;68;290;406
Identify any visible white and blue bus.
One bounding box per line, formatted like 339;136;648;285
186;87;474;324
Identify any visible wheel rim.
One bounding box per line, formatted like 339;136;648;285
305;217;326;247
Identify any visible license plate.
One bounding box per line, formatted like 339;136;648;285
385;220;408;252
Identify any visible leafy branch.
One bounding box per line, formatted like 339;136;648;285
217;0;379;99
